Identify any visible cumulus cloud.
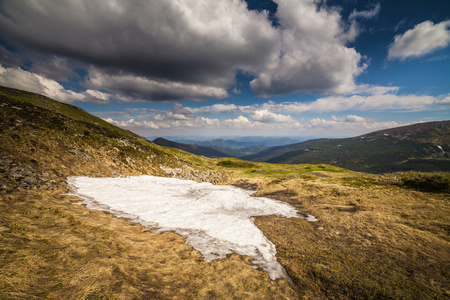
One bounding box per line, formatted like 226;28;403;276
103;118;159;129
256;92;442;114
308;115;399;132
250;0;367;96
250;109;296;123
388;20;450;60
159;89;445;125
103;112;400;137
0;0;279;101
0;65;109;104
188;103;246;115
0;0;373;100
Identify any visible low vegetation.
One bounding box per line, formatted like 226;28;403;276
216;160;450;299
254;121;450;173
1;86;449;299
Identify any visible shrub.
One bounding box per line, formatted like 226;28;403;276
399;173;450;193
217;160;254;168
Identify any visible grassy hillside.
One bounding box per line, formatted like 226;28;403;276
0;86;223;190
263;121;450;173
1;86;449;299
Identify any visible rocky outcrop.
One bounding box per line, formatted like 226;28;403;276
0;156;57;191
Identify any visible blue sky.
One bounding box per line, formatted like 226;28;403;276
0;0;449;138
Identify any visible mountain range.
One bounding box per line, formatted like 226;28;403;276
262;121;450;173
154;121;450;173
152;137;267;158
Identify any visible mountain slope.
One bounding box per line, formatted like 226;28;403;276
264;121;450;173
0;86;222;192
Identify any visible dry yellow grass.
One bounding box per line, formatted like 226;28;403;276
0;190;297;299
3;84;448;298
251;174;450;299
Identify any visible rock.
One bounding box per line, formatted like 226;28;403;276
40;172;53;181
23;176;39;185
69;147;92;162
0;181;11;190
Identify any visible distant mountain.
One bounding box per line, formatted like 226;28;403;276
175;138;251;149
262;121;450;173
162;136;305;148
243;139;327;161
152;138;266;158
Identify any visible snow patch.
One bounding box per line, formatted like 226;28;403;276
67;175;306;280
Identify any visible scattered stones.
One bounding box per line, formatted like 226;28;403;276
0;155;56;191
160;165;224;184
68;147;92;162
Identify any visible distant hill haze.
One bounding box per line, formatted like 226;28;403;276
152;138;267;158
154;121;450;173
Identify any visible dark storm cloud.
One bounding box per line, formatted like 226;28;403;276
0;0;279;100
0;0;370;100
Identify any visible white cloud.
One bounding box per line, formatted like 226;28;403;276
258;92;443;114
103;112;402;137
0;65;110;104
222;115;253;128
388;20;450;60
84;89;110;103
250;109;296;123
189;103;241;114
154;112;192;121
250;0;367;96
308;115;399;132
349;4;381;21
437;94;450;106
102;118;159;129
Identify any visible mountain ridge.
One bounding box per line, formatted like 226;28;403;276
262;120;450;173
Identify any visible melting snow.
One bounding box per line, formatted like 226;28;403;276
67;175;310;280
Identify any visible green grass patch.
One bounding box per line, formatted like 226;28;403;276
217;159;255;168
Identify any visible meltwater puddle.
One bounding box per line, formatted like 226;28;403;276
67;175;317;280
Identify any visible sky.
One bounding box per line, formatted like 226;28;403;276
0;0;449;138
